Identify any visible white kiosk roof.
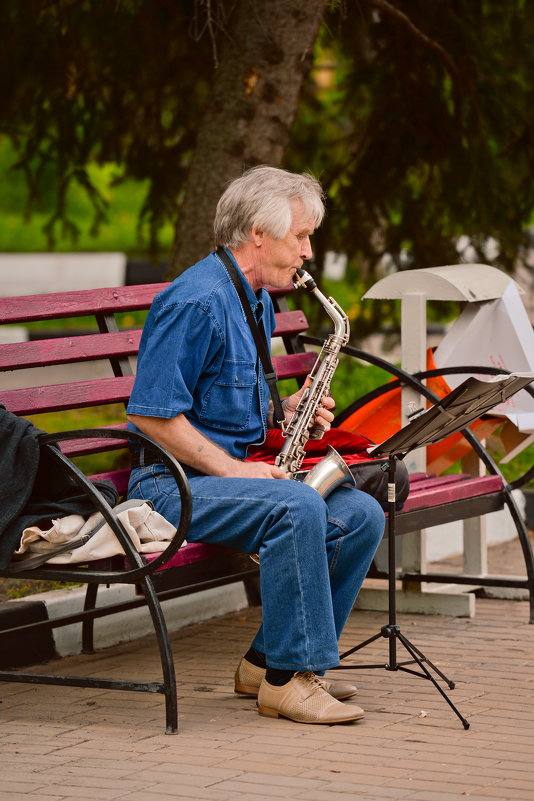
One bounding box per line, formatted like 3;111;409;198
363;264;522;302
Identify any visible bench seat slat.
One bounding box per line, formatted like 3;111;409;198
90;468;131;495
402;474;503;511
146;542;234;570
406;473;472;491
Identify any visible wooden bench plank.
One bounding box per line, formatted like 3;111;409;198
396;491;506;534
0;284;169;323
0;281;296;324
405;473;472;491
273;310;309;335
272;351;317;380
402;474;503;511
0;375;135;415
1;353;314;416
90;468;131;495
0;331;143;370
55;425;129;457
0;312;307;372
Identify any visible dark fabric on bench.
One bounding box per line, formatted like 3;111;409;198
0;405;118;569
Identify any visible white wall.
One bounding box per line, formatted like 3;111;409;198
0;253;126;296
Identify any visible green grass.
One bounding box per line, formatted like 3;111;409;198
0;137;173;255
27;403;130;477
1;579;83;600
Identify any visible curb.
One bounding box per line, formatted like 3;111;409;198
0;599;56;668
1;581;249;668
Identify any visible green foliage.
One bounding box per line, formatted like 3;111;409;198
287;0;534;283
0;135;174;255
1;0;533;304
27;404;129;476
0;0;214;256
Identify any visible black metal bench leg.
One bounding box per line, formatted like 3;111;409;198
504;489;534;623
139;575;179;734
82;584;99;653
243;575;261;606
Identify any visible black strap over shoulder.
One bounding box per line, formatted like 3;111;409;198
217;247;285;429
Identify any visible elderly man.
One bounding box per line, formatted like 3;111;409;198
126;165;384;725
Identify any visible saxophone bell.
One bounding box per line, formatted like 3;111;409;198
302;445;356;497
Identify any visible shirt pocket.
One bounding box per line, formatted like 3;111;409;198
199;359;257;431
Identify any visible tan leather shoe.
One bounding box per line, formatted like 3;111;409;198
234;657;358;700
257;672;365;724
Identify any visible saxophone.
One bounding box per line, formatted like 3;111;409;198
275;267;356;496
250;268;355;564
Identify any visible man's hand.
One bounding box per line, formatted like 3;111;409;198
284;377;336;432
228;460;289;480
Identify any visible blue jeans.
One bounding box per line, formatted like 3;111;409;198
128;465;385;672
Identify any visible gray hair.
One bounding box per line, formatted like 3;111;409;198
214;165;325;249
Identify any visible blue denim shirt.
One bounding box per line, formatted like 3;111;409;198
127;249;275;461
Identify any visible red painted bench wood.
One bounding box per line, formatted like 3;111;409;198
1;375;136;416
402;474;503;512
0;311;307;371
2;273;533;740
1;354;315;417
0;330;143;370
0;284;170;323
0;282;295;324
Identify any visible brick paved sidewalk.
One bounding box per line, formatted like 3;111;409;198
1;587;533;801
1;528;534;801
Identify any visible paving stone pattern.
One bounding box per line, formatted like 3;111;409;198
2;529;534;801
0;590;533;801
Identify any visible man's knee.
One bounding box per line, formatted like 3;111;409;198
280;480;328;521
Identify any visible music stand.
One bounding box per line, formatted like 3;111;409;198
331;371;534;729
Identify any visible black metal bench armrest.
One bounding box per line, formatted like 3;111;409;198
36;428;192;582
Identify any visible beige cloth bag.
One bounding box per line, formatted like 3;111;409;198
13;501;179;565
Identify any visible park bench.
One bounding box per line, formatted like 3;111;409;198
0;277;533;734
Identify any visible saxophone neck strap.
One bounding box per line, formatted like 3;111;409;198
217;247;285;429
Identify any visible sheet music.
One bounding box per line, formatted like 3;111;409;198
369;372;534;458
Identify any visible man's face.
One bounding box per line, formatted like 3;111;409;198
256;201;314;288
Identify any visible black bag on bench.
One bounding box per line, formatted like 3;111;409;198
247;428;410;511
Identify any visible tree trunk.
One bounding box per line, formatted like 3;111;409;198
169;0;326;276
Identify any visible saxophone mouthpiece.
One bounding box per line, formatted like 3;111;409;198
293;267;317;291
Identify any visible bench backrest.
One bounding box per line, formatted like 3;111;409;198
0;282;316;486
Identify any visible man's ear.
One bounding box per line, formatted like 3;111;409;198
251;225;264;247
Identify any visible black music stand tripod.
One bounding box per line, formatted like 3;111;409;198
331;371;534;730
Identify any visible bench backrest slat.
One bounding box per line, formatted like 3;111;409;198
0;330;143;370
1;352;314;416
0;281;296;324
0;284;170;323
59;425;129;457
1;376;135;416
272;352;317;381
0;311;308;372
